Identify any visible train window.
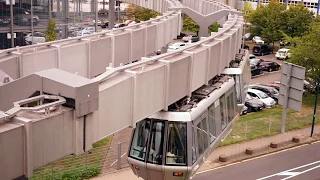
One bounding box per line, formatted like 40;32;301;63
196;118;208;156
166;122;187;166
129;119;151;161
227;92;233;123
220;94;228;130
208;105;216;143
192;125;197;164
148;121;165;165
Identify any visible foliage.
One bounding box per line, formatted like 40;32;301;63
242;2;254;23
221;94;320;146
45;16;57;42
126;4;161;22
208;22;220;34
249;0;286;46
282;3;314;38
92;137;110;148
182;14;199;33
288;18;320;81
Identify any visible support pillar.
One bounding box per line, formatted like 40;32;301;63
109;0;115;29
199;25;209;37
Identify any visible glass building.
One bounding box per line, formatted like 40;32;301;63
0;0;127;49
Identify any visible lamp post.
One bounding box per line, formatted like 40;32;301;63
311;76;320;137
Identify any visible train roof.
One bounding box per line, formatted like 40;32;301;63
149;76;235;122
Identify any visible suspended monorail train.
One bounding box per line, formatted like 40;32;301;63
127;75;239;180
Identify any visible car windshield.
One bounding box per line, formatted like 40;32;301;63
258;92;268;99
246;94;253;100
278;50;287;53
250;59;259;65
172;43;182;47
255;37;261;40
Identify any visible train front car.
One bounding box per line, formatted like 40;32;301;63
127;75;239;180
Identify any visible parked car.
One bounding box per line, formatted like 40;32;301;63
249;54;255;59
279;39;290;46
101;21;109;28
248;88;276;108
275;48;291;60
114;23;126;28
245;94;265;113
168;43;189;50
250;64;263;77
250;58;264;66
249;84;279;103
241;105;248;116
25;32;46;44
176;32;186;39
182;35;200;43
252;44;272;56
13;12;39;26
252;36;264;44
265;83;280;91
259;61;281;72
241;44;249;50
0;16;10;26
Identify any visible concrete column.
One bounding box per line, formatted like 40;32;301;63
13;117;33;178
109;0;115;29
199;25;209;37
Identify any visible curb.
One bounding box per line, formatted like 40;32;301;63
197;136;320;175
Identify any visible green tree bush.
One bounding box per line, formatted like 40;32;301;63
288;17;320;81
45;16;57;42
126;4;161;22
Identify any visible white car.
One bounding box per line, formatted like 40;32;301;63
247;88;276;108
25;32;46;44
252;36;264;44
275;48;291;60
167;43;188;50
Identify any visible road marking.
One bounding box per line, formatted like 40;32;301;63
109;152;127;167
280;164;320;180
277;172;300;176
257;160;320;180
196;144;309;175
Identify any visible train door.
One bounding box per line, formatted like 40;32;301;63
146;120;166;180
194;112;209;163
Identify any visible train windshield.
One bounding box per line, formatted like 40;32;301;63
129;119;151;161
129;119;187;166
166;122;187;166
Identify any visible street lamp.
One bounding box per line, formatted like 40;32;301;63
311;76;320;137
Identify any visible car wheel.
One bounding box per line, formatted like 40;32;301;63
247;106;252;113
268;68;272;72
261;53;264;56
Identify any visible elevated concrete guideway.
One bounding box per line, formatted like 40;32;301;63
0;0;244;179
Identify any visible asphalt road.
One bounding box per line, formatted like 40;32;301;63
193;142;320;180
250;54;283;85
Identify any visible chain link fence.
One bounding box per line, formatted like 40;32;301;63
30;128;132;180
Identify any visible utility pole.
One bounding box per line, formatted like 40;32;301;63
311;76;320;137
9;0;14;48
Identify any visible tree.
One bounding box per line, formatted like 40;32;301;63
182;14;199;33
282;3;314;38
249;0;286;47
45;16;57;42
208;22;220;34
289;18;320;81
126;4;161;22
242;2;254;23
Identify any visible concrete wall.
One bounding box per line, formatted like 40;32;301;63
93;14;244;141
0;11;181;80
0;123;24;180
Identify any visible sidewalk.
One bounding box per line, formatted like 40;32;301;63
92;125;320;180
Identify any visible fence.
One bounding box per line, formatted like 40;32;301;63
31;128;133;180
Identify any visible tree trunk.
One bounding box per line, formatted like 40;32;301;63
272;41;275;54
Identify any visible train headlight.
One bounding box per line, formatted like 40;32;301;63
173;172;183;176
132;164;139;170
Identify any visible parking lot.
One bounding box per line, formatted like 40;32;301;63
250;54;283;84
